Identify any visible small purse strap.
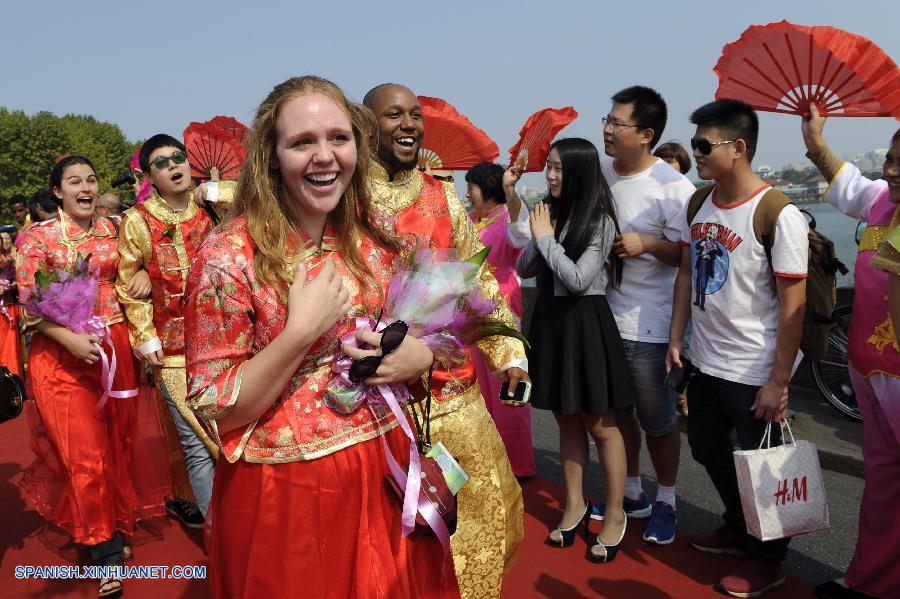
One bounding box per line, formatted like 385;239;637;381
407;366;434;453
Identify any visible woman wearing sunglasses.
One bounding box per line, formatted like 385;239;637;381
517;138;634;563
16;155;170;598
183;76;458;598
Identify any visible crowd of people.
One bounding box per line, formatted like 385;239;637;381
1;75;898;599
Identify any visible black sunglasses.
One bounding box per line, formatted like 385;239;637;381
348;320;409;383
150;150;188;171
690;138;736;155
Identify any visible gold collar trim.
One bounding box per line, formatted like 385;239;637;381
57;209;115;242
142;192;200;223
369;161;423;213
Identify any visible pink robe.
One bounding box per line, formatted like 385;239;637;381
471;204;535;477
827;164;900;597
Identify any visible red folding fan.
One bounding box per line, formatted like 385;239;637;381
508;107;578;172
416;96;499;171
207;115;250;150
183;122;245;182
714;20;900;118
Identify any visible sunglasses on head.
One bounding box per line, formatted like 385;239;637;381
150;150;188;171
348;320;409;383
690;138;737;155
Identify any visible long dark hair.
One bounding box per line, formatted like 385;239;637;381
540;138;622;288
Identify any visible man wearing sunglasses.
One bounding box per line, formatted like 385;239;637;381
667;100;808;598
364;83;526;599
115;133;235;530
598;86;696;547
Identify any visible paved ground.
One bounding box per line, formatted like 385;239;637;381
529;378;864;587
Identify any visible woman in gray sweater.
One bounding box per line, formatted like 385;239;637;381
515;138;634;563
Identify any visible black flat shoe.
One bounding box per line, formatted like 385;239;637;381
589;510;627;563
547;501;591;548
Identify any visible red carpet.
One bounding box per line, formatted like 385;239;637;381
1;411;812;598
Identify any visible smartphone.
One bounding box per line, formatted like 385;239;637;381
665;357;693;394
499;380;532;404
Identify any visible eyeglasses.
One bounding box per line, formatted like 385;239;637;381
348;320;409;383
690;138;736;155
149;150;188;171
602;116;639;131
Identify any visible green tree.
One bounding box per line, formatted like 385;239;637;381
0;108;140;222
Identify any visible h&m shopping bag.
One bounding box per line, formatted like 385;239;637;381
733;420;829;541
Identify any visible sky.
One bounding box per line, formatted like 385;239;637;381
2;0;897;190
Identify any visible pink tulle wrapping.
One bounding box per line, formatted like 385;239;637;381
385;249;499;365
23;260;105;337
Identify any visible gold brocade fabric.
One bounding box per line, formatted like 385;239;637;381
116;188;234;363
158;366;219;457
421;384;524;599
369;162;524;598
871;225;900;277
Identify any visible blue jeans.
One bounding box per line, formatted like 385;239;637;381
159;374;215;516
620;339;677;437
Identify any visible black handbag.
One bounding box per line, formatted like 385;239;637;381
0;365;26;423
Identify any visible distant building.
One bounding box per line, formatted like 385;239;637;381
755;165;773;177
762;174;826;204
517;184;547;208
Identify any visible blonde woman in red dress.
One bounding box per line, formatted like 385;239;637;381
183;76;460;598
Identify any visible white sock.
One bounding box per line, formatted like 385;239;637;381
656;485;677;509
624;476;643;500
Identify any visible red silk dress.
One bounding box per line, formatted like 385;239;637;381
0;254;22;376
184;217;459;599
16;211;170;545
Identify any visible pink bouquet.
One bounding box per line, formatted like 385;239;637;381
24;253;105;338
24;253;136;408
384;246;528;365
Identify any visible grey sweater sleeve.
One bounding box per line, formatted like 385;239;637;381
534;216;616;294
515;240;542;278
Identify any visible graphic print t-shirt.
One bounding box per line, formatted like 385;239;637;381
680;185;809;386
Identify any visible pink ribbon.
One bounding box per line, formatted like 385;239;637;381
333;317;452;561
377;385;453;568
0;297;11;324
88;322;138;410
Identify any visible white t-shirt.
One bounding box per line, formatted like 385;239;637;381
681;185;809;386
602;156;696;342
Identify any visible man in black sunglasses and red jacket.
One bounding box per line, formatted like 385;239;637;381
115;133;235;531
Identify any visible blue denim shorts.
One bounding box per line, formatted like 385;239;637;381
618;339;678;436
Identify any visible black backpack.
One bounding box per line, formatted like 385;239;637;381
687;186;848;360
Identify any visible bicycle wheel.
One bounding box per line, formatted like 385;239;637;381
811;305;861;421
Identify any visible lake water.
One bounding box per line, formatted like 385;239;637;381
802;202;861;287
521;202;862;288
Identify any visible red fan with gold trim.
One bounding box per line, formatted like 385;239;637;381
508;107;578;172
207;115;250;150
714;20;900;118
416;96;499;171
183;121;245;183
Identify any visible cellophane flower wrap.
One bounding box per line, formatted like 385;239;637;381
383;247;528;367
324;246;527;415
23;252;105;338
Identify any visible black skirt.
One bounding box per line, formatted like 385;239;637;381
528;292;635;415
